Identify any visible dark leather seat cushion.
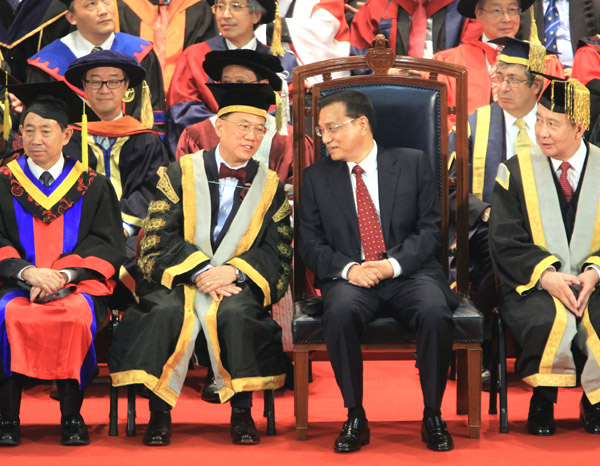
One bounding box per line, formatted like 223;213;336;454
292;296;483;345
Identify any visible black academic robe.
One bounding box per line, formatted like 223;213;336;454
109;149;292;406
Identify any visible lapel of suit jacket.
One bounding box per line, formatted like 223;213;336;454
326;158;361;247
377;149;401;243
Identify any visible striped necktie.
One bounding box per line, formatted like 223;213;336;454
544;0;560;52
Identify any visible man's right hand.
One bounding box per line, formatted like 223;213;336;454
540;270;581;316
21;267;67;302
347;263;383;288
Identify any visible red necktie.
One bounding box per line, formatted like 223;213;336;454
352;165;386;261
559;161;573;202
219;163;247;183
408;0;428;58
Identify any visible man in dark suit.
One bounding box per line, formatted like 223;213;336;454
298;90;456;453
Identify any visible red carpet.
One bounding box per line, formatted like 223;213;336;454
2;360;597;465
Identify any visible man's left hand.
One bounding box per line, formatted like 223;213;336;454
361;260;394;280
576;269;599;314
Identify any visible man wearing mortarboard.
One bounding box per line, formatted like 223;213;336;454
108;83;292;447
63;49;170;295
490;77;600;436
0;81;125;446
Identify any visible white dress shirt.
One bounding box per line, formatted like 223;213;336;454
61;31;115;58
504;103;538;158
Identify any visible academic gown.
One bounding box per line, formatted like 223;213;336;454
26;32;167;137
0;0;70;83
175;115;314;186
116;0;218;92
0;155;125;388
433;39;565;128
65;116;170;283
490;143;600;404
108;149;292;406
166;35;298;157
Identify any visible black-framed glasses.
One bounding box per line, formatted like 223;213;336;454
211;2;250;14
478;7;521;18
315;118;357;137
219;118;267;136
494;75;528;88
84;79;127;90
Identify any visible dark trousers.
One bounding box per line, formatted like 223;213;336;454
0;376;83;420
321;276;454;414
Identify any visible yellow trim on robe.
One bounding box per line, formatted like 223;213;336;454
0;11;67;49
585;257;600;270
523;373;577;387
153;285;199;406
228;257;272;307
122;212;144;228
495;163;510;191
231;374;286;392
7;159;84;211
586;387;600;405
591;195;600;253
161;250;210;289
180;155;197;244
582;305;600;403
87;135;128;201
516;255;560;295
518;150;547;248
472;106;491;201
111;369;160;392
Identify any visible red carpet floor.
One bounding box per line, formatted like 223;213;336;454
1;360;598;465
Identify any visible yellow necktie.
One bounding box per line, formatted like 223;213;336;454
515;118;532;155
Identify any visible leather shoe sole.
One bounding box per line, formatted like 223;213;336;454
143;411;171;446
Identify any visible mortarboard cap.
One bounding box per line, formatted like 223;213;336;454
203;49;283;91
538;78;590;128
65;50;147;89
207;83;275;120
457;0;534;19
491;36;557;75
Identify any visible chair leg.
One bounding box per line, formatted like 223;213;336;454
294;348;310;441
264;390;276;435
489;310;500;415
456;349;468;415
126;385;137;437
466;347;482;439
109;384;118;436
498;318;509;433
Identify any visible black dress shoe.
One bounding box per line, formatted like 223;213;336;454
143;410;171;446
230;408;260;445
0;417;21;446
527;396;555;436
201;375;220;403
421;416;453;451
61;413;90;446
334;417;370;453
580;395;600;434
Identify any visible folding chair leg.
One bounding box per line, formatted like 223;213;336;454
126;385;137;437
109;385;118;436
264;390;276;435
294;349;310;440
489;310;500;415
498;319;509;433
466;347;482;439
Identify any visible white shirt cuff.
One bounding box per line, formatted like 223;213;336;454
17;265;35;281
191;264;212;283
585;265;600;283
537;265;556;289
341;262;359;280
388;258;402;278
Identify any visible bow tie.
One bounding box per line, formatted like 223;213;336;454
218;163;247;183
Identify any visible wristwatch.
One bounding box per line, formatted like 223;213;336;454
232;266;244;283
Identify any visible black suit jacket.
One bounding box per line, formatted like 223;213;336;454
517;0;600;56
299;147;447;287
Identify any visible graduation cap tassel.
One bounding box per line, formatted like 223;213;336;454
3;76;10;141
566;79;591;129
141;80;154;129
270;2;285;57
529;7;542;45
113;0;120;33
81;100;89;171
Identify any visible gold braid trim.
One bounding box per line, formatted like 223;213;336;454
156;166;180;204
147;199;171;214
277;224;293;240
272;198;291;223
143;217;167;232
138;253;159;281
277;243;293;259
276;262;291;298
140;234;160;257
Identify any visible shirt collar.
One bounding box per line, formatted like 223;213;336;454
225;36;258;50
550;139;587;174
63;30;115;59
27;154;66;182
346;141;378;176
215;145;250;170
504;103;537;133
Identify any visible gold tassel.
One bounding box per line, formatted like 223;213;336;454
270;2;285;57
81;100;89;171
3;75;10;141
566;79;590;129
113;0;120;33
529;7;542;45
141;80;154;129
529;43;546;74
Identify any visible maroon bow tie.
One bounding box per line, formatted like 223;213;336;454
218;163;247;183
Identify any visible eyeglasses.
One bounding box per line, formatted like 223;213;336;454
84;79;127;90
315;118;357;137
212;2;250;14
494;75;529;88
219;118;267;136
478;7;521;18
